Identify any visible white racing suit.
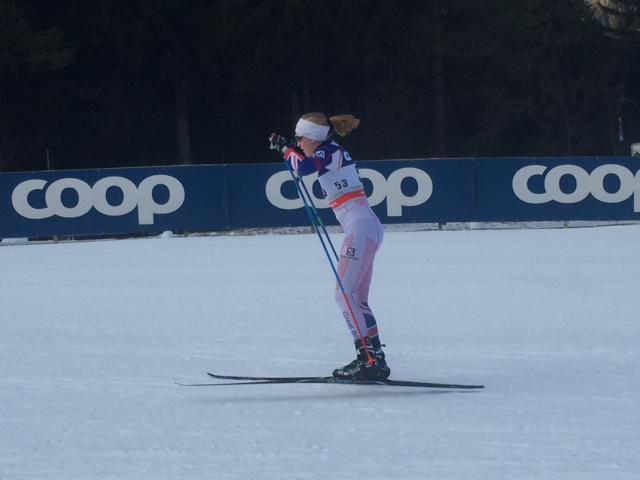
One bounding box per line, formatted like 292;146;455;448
285;141;384;344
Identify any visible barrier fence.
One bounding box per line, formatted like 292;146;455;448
1;156;639;239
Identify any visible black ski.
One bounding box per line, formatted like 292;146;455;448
174;373;484;389
208;372;331;382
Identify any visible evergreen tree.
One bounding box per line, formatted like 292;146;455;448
0;0;75;171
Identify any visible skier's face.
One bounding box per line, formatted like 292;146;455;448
296;136;319;157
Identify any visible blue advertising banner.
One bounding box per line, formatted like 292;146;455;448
473;156;640;221
255;159;474;227
0;166;228;238
1;156;639;238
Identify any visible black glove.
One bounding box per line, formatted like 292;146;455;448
269;133;294;153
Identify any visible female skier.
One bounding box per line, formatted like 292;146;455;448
269;112;390;380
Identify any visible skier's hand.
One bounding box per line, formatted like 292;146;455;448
269;133;293;153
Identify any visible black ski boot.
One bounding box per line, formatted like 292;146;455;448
333;337;390;380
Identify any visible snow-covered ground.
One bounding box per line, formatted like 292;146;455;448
2;224;639;479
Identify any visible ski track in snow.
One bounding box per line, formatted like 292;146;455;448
1;225;640;479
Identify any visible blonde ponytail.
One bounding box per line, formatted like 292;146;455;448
329;114;360;137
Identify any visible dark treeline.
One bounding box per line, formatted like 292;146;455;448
1;0;639;172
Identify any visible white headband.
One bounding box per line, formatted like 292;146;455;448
295;118;330;141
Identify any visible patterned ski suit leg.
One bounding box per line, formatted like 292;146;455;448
334;207;384;343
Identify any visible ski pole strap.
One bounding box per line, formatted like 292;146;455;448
329;189;366;210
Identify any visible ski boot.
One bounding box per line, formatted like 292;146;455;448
333;337;390;380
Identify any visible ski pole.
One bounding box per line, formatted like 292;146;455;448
283;159;339;271
282;156;374;365
293;171;338;261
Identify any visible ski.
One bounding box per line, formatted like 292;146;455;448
207;372;483;389
173;373;484;389
208;372;331;382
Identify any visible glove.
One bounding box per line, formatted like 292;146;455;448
269;133;294;153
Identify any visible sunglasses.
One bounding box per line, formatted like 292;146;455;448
295;135;304;142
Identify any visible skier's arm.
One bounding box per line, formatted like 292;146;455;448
269;133;324;176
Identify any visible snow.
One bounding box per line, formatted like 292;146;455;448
2;224;640;479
